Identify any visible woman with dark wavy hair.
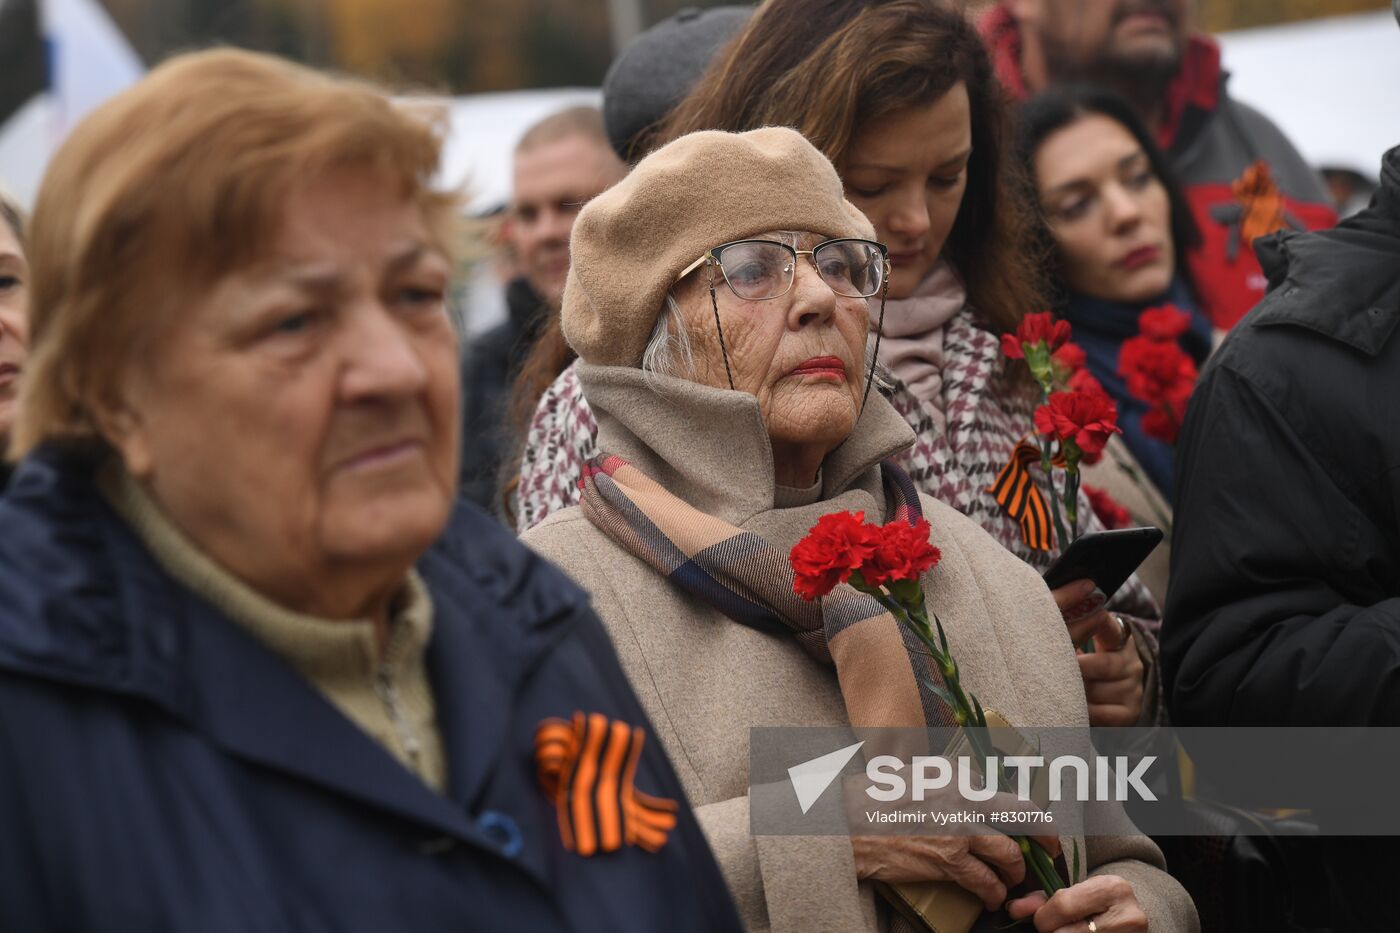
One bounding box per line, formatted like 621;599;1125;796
1018;86;1208;489
1018;86;1212;604
517;0;1164;735
657;0;1039;337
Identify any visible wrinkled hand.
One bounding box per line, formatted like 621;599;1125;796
1053;580;1145;727
1006;874;1148;932
847;777;1061;911
852;834;1028;910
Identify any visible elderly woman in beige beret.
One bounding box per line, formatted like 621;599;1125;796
521;126;1196;933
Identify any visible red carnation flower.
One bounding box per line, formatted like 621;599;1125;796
1034;389;1122;462
1138;305;1192;341
1118;336;1198;405
1050;341;1087;386
791;511;879;600
1084;485;1132;530
1068;367;1105;396
1002;311;1072;360
1140;408;1178;445
1141;381;1194;444
1044;380;1117;465
862;518;943;587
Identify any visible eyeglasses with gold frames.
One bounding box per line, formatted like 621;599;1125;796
675;237;890;301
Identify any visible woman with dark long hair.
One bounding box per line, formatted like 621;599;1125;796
1018;87;1213;603
1019;86;1209;495
657;0;1041;336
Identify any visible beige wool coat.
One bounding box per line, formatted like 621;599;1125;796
523;365;1197;933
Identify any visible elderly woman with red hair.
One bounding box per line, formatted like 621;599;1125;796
0;49;739;933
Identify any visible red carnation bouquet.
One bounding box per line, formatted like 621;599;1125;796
790;513;1072;899
1003;312;1122;549
1117;305;1199;446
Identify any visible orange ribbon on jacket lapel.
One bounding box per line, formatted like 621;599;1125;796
988;439;1056;552
535;712;678;856
1233;159;1288;249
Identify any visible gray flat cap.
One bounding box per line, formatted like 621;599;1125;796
602;5;752;162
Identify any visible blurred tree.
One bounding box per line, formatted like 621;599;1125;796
325;0;461;85
60;0;1400;99
453;0;532;89
517;0;612;87
105;0;332;66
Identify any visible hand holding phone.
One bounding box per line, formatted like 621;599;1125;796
1053;577;1149;724
1041;527;1164;603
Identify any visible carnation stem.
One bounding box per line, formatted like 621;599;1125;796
1064;468;1080;541
863;588;1066;897
1038;433;1072;553
1061;466;1096;653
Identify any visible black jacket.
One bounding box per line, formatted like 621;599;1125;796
459;277;546;513
1164;146;1400;728
0;449;742;932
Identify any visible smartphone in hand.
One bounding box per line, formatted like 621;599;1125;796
1042;527;1164;602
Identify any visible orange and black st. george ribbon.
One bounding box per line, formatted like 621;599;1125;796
1233;159;1288;249
535;712;678;856
989;439;1055;552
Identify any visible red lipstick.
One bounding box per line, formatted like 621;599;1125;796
1118;245;1161;270
789;356;847;381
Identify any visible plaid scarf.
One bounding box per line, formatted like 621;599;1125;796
578;454;956;730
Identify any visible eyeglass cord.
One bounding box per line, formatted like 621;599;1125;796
706;259;888;419
707;262;738;391
860;283;887;417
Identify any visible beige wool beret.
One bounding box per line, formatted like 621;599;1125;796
560;126;877;367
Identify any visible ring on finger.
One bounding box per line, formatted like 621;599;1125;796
1109;614;1132;651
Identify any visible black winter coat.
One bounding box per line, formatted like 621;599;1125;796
1164;146;1400;728
0;449;742;932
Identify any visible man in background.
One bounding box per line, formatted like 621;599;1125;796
458;106;624;513
981;0;1337;328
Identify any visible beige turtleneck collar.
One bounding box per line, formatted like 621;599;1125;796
774;473;825;509
578;363;915;529
98;462;448;793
